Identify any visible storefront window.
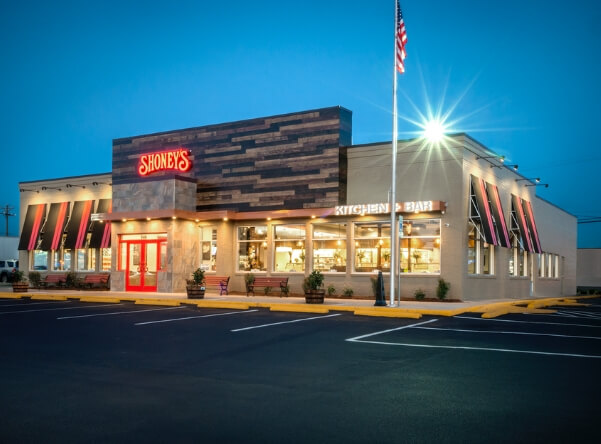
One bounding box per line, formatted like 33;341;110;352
31;250;48;270
467;224;494;275
274;224;306;272
313;223;346;273
509;235;527;277
199;227;217;272
400;219;440;274
237;226;268;271
76;248;96;271
101;248;112;271
354;222;390;272
53;248;72;271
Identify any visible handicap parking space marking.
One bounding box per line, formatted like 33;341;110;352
231;313;342;332
554;310;601;320
58;305;184;320
346;318;601;359
135;309;259;326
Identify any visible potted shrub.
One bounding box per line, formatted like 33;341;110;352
11;270;29;293
303;270;325;304
186;268;206;299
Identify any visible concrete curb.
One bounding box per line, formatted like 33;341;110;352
0;292;598;319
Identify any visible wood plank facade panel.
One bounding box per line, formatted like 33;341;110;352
112;106;352;212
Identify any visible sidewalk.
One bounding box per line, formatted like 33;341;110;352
1;286;596;319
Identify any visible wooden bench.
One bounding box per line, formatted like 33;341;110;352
246;276;289;297
77;273;110;290
39;273;68;288
203;276;230;295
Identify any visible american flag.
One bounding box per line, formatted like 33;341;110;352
396;1;408;74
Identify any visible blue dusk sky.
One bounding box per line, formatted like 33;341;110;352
1;0;600;247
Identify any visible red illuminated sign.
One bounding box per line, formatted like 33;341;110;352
138;148;192;176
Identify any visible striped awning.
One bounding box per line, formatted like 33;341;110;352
89;199;112;249
39;202;70;251
63;200;94;250
469;175;511;248
18;204;47;251
487;183;511;248
511;195;542;253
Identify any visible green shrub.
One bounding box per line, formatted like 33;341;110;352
414;288;426;301
342;286;354;298
28;271;41;288
65;272;77;288
264;286;272;295
304;270;324;291
370;276;378;297
327;284;336;296
437;278;450;300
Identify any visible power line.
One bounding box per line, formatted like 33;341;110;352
0;205;15;236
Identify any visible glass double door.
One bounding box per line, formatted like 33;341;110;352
125;240;160;292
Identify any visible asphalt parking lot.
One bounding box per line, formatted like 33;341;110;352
1;297;600;443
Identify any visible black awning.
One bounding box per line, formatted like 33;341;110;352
522;198;542;254
511;195;534;253
63;200;94;250
89;199;112;249
487;183;511;248
38;202;70;251
18;204;47;251
470;175;498;245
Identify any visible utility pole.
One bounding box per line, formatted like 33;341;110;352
0;205;16;236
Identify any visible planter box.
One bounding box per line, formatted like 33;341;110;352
12;282;29;293
186;286;205;299
304;290;325;304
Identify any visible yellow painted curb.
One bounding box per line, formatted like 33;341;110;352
30;294;68;301
354;309;422;319
134;299;181;306
0;293;24;299
270;304;330;314
78;297;122;304
192;300;251;310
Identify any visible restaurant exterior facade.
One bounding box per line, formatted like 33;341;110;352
18;106;576;300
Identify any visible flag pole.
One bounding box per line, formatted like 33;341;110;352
389;0;399;307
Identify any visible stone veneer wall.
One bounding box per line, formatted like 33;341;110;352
112;106;352;213
110;218;199;293
113;178;196;212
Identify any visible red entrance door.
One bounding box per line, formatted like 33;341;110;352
125;240;160;292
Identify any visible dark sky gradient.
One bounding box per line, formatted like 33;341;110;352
1;1;599;246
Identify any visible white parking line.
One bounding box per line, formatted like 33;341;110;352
347;338;601;359
346;319;438;342
0;304;116;315
455;315;601;328
231;313;341;332
414;326;601;340
58;305;182;320
135;309;259;326
0;301;72;308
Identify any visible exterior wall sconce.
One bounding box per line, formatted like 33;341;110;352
19;188;39;193
515;177;540;183
66;183;86;189
525;183;549;188
41;186;62;191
